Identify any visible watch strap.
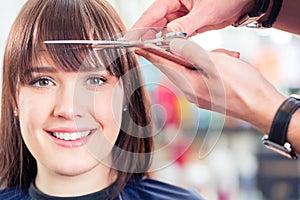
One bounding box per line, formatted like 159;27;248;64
232;0;270;27
261;0;283;28
249;0;269;17
269;96;300;145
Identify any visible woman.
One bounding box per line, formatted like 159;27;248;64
0;0;203;199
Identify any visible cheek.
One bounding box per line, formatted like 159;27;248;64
18;90;53;132
93;85;124;142
17;89;54;157
85;86;124;162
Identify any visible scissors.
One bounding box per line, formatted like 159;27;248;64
44;30;197;70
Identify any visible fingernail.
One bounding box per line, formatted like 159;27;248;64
233;52;240;59
170;38;186;54
135;48;142;54
167;22;183;32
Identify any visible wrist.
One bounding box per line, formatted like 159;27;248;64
259;0;283;28
233;0;283;28
244;90;286;133
287;109;300;154
233;0;270;27
241;0;257;17
262;95;300;159
257;0;274;22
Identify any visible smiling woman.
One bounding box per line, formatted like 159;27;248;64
0;0;204;199
0;0;152;198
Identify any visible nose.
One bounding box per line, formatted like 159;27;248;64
53;85;85;120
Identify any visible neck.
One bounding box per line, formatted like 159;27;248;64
35;162;117;197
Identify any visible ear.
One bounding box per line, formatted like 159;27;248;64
123;104;128;112
13;109;18;117
11;99;19;117
12;83;20;117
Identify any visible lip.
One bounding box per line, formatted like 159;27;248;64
46;128;97;148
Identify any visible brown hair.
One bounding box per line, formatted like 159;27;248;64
0;0;153;198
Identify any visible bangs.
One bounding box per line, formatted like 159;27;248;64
21;0;132;83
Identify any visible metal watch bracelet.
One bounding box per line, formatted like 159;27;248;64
232;0;270;27
263;95;300;159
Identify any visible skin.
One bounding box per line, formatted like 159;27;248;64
132;0;300;35
136;39;300;155
274;0;300;34
131;0;254;35
17;55;123;197
132;0;300;154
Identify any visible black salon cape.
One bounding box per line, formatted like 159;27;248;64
0;177;204;200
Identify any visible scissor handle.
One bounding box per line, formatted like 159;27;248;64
142;31;188;50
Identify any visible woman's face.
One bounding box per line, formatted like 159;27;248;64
17;55;124;177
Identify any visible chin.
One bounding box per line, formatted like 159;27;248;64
50;157;102;177
54;168;93;177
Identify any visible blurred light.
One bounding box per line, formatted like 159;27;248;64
253;28;273;37
269;29;293;45
254;28;293;45
190;30;222;50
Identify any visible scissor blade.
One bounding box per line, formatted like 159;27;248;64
44;40;144;50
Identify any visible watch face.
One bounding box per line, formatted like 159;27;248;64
246;22;263;28
263;139;297;159
233;14;265;27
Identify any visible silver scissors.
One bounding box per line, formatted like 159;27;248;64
44;31;187;50
44;30;197;69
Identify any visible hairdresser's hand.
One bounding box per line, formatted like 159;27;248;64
132;0;254;35
136;39;286;134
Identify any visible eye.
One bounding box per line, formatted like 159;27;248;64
30;77;55;87
86;76;106;86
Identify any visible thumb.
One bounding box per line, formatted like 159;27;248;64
170;38;212;72
167;12;202;35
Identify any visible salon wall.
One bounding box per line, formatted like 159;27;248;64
108;0;154;28
0;0;27;79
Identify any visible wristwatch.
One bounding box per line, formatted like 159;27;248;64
262;95;300;159
232;0;270;28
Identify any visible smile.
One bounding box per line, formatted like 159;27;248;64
47;129;96;148
51;131;91;141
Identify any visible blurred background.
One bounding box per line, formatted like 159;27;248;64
1;1;300;200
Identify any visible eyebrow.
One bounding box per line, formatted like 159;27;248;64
28;66;109;74
29;66;59;73
78;66;108;73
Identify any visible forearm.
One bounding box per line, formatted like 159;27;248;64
287;110;300;154
239;89;300;155
240;89;285;134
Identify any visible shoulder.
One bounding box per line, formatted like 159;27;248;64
0;187;31;199
122;177;204;200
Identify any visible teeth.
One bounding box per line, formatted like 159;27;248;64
52;131;91;141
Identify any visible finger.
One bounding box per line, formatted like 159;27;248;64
135;48;214;110
167;1;235;35
125;26;166;42
135;48;189;74
169;38;213;74
165;11;187;23
166;3;215;35
135;48;206;104
195;18;236;34
167;13;200;35
135;48;201;85
211;48;240;58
